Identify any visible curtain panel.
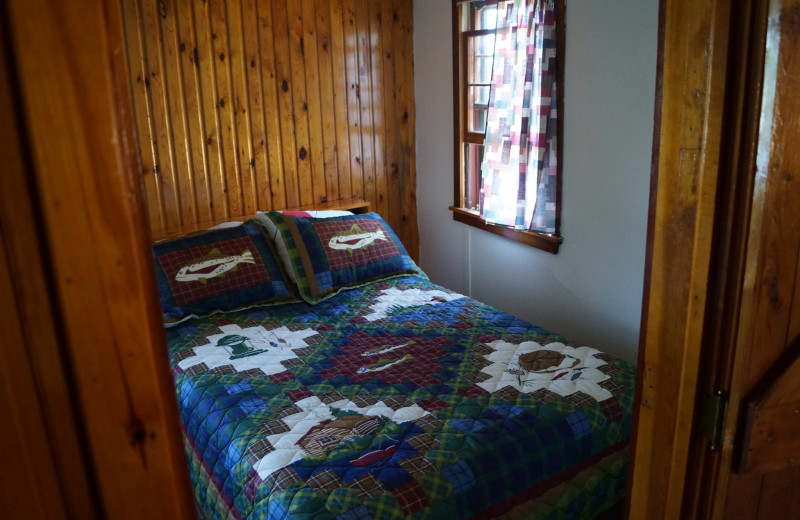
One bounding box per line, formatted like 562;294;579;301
479;0;558;234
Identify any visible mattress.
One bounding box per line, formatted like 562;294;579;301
167;275;635;519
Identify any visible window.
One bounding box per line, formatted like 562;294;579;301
451;0;564;253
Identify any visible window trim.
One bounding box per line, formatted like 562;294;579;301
451;0;565;254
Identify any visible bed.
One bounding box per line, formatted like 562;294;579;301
154;210;635;520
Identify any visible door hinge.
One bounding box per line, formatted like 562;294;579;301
700;389;728;451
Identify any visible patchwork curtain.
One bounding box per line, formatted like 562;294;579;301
479;0;558;234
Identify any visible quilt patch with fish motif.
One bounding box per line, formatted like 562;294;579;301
168;275;635;520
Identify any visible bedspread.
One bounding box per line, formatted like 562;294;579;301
167;275;635;519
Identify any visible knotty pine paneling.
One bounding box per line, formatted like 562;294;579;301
122;0;418;259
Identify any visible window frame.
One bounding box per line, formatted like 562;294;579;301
450;0;565;254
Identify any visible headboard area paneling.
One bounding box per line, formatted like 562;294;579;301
122;0;418;259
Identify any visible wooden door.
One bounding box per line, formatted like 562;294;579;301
629;0;800;517
1;0;196;517
685;0;800;516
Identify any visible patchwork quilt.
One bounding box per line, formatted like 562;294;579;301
167;275;635;520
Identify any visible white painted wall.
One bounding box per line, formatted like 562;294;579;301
413;0;658;363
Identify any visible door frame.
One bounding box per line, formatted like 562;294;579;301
626;0;794;518
4;0;777;517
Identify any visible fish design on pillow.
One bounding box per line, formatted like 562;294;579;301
175;248;255;284
328;224;388;251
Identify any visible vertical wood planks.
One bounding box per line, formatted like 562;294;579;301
160;0;197;225
381;0;400;234
315;0;341;203
209;0;244;219
194;0;229;220
123;0;419;258
241;0;271;211
301;0;328;204
176;0;213;224
369;0;389;220
228;0;257;216
255;0;287;211
329;0;353;200
394;0;418;260
286;0;315;207
271;0;301;208
342;0;365;200
356;0;376;208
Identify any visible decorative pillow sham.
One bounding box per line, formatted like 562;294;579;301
256;210;353;285
153;221;295;325
260;212;420;303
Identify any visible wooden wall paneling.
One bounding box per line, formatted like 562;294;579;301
315;0;341;203
7;0;196;516
356;0;377;208
124;0;419;255
381;0;401;233
176;0;214;224
123;0;165;231
329;0;353;200
395;0;418;259
301;0;329;205
143;0;182;230
272;0;301;208
240;0;270;211
287;0;315;207
343;0;365;200
627;0;731;517
210;0;244;219
193;0;229;221
160;0;198;226
255;0;287;211
228;0;258;216
369;0;390;220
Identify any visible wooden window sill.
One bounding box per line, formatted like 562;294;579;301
449;206;562;254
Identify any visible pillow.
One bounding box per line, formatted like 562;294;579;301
259;212;419;303
256;209;354;285
207;221;242;230
153;221;295;325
